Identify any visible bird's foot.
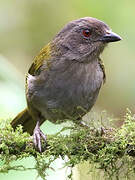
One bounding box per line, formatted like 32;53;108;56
96;127;106;136
79;121;89;128
33;121;46;152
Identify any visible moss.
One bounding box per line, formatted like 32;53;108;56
0;110;135;179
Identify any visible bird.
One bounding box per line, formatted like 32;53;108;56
11;17;121;152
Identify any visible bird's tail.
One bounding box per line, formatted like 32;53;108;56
11;108;36;135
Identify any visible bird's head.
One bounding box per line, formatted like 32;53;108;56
53;17;121;62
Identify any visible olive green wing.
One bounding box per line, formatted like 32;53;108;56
28;43;51;76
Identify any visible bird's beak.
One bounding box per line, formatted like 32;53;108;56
100;31;122;43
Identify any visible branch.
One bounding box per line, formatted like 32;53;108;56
0;110;135;179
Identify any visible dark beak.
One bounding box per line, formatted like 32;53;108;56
100;31;122;43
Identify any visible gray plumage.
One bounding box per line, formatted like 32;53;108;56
26;17;109;124
11;17;121;151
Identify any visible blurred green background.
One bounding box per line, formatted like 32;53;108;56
0;0;135;179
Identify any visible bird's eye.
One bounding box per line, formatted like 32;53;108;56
82;29;91;37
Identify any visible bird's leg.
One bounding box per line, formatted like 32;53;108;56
79;121;90;128
33;120;46;152
75;117;89;129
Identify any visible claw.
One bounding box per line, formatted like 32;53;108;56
101;127;105;136
33;121;46;152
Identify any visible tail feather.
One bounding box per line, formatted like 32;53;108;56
11;108;36;135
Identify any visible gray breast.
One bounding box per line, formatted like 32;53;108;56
27;59;103;122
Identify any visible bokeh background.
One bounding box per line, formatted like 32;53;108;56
0;0;135;179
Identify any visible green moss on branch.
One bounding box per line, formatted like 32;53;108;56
0;110;135;179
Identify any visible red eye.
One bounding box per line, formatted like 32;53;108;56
82;29;91;37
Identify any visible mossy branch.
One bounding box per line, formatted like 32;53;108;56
0;110;135;179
